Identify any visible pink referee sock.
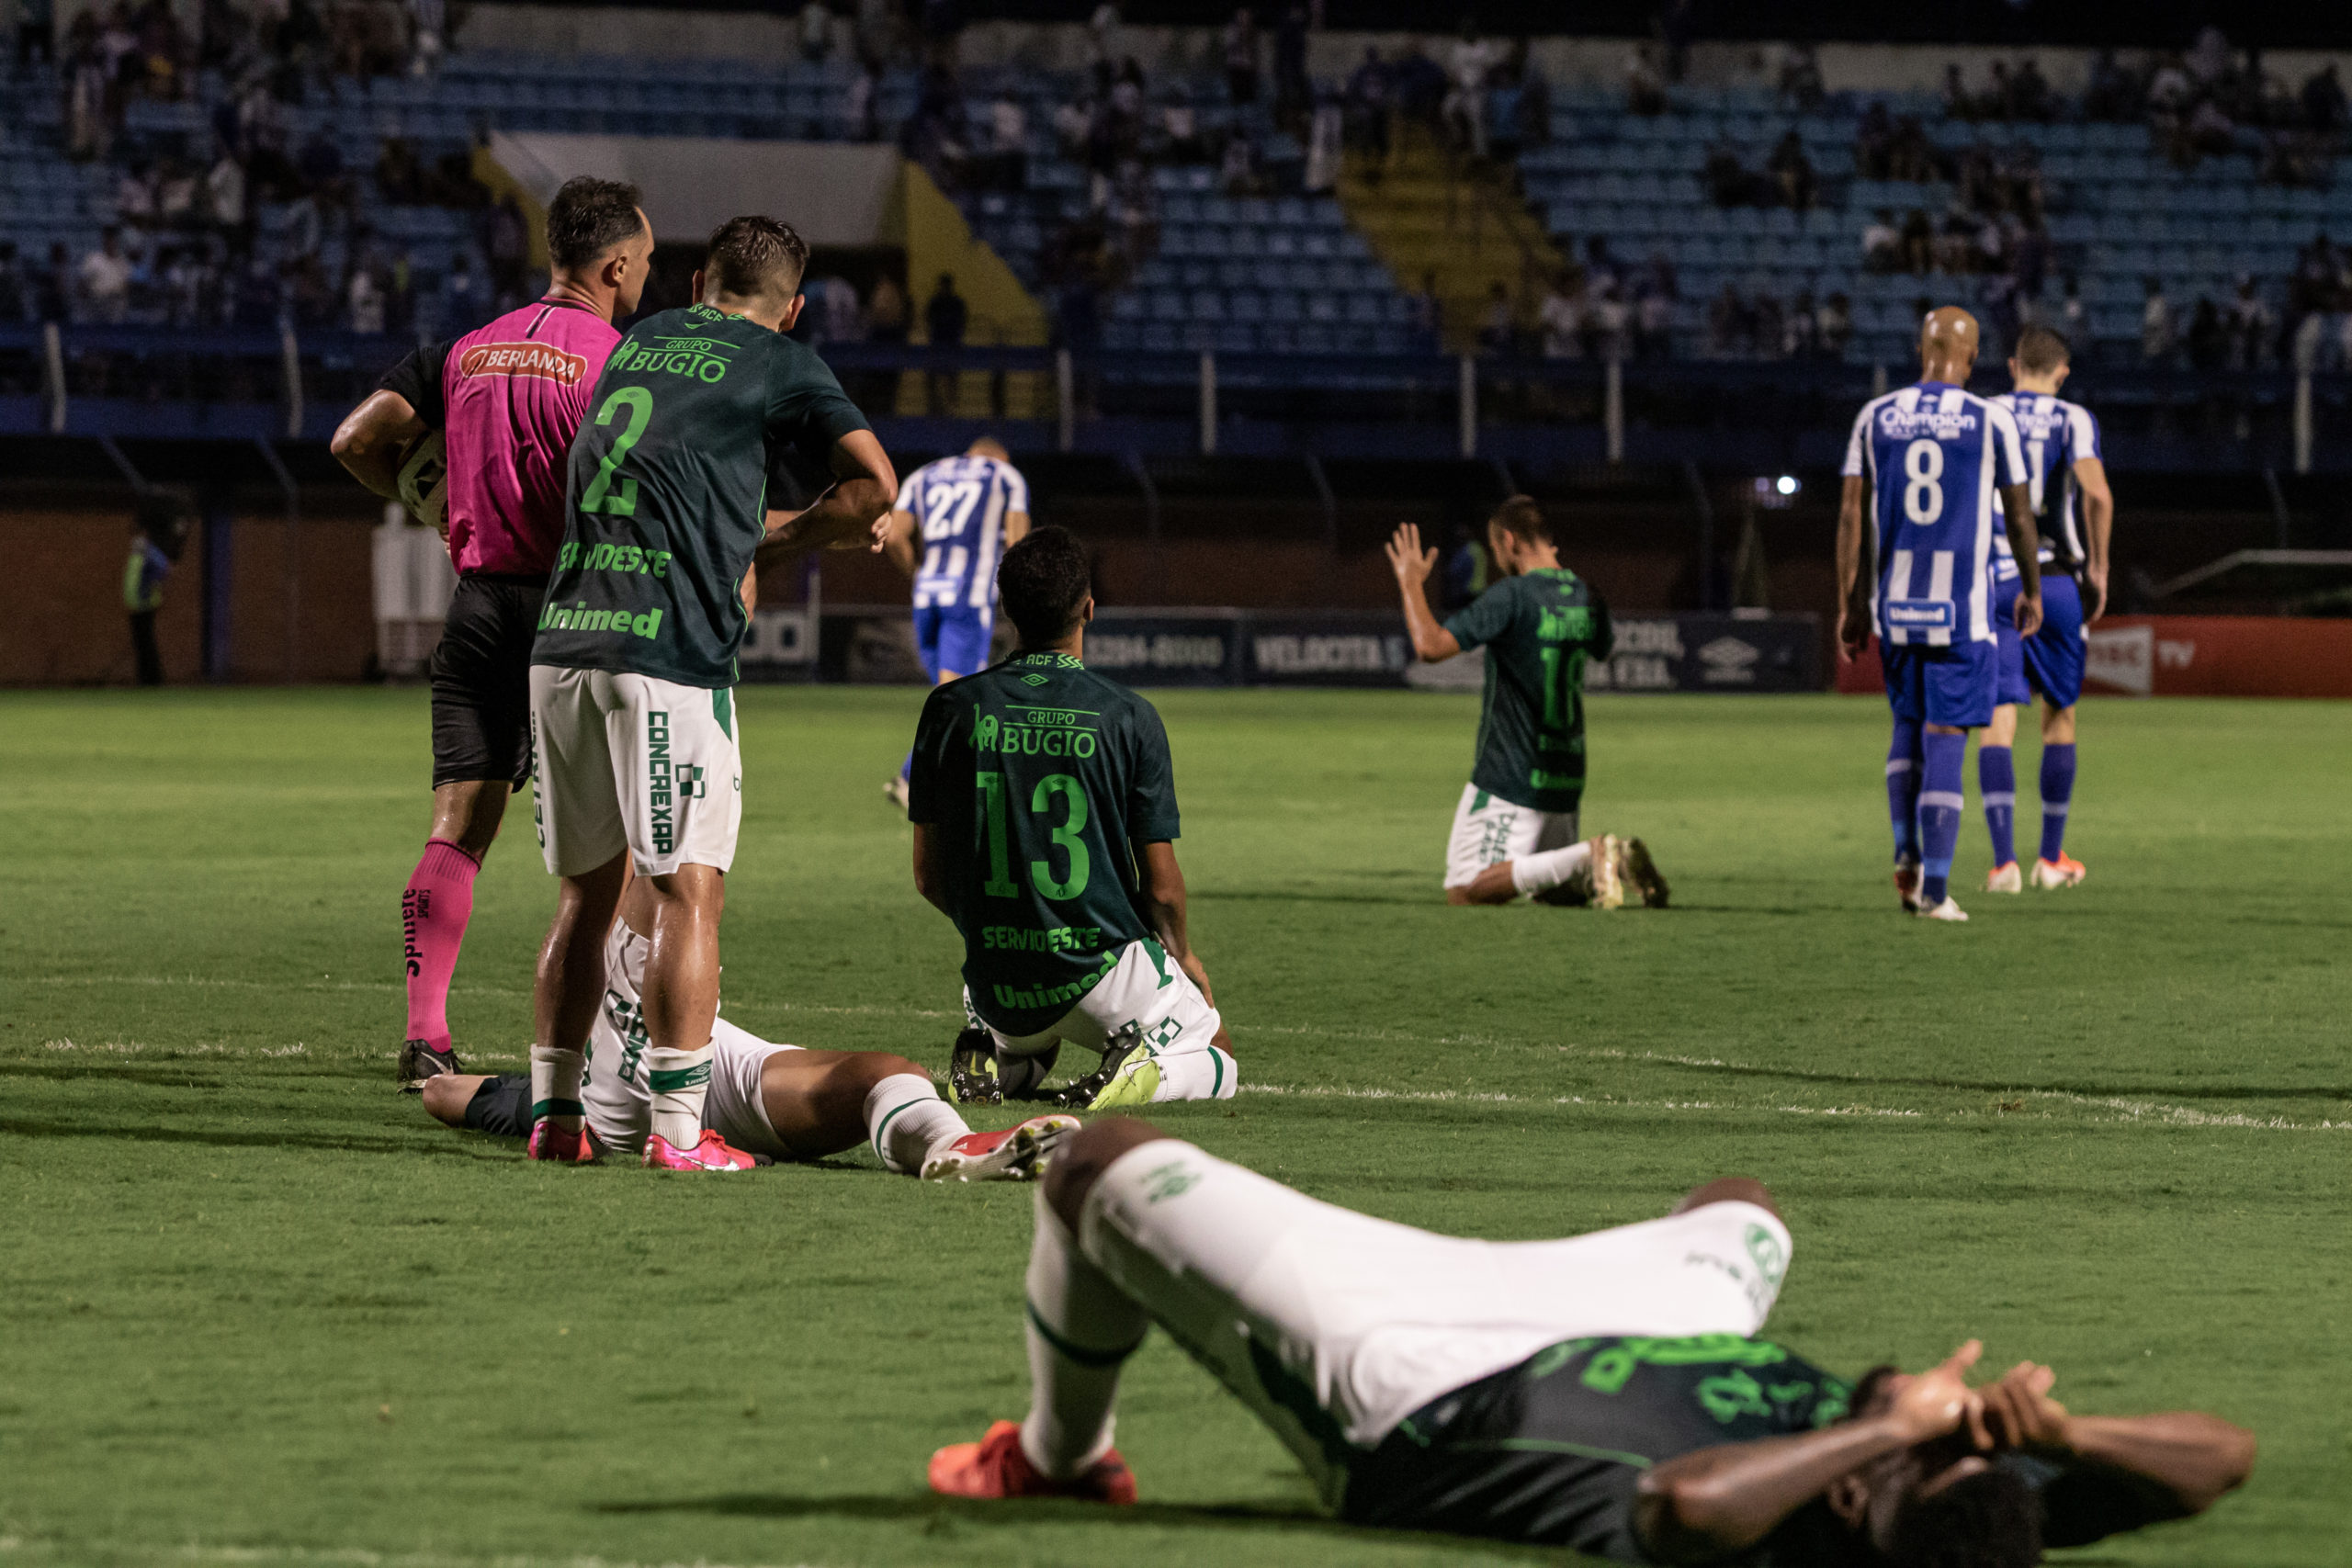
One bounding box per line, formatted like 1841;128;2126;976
401;839;481;1053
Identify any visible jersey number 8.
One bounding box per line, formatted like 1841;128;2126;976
1902;438;1943;525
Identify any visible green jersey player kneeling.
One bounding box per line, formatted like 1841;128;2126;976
909;526;1238;1112
1389;496;1668;908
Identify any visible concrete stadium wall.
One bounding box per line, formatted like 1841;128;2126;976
0;502;379;687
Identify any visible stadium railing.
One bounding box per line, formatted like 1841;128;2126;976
1;323;2339;476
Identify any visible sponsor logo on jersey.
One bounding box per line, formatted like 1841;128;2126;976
609;334;735;383
1876;403;1980;439
458;341;590;385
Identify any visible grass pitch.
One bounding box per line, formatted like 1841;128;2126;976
2;686;2346;1568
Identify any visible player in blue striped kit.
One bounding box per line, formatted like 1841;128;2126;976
1838;308;2042;922
1984;327;2112;894
882;437;1032;811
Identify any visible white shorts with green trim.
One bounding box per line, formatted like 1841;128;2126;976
1078;1138;1792;1510
968;939;1225;1071
528;665;742;877
580;916;797;1156
1442;781;1577;890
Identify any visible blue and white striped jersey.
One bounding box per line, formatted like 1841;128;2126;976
904;454;1030;611
1842;381;2030;649
1991;391;2101;574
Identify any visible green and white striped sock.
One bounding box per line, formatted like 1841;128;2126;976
528;1046;585;1129
647;1043;714;1150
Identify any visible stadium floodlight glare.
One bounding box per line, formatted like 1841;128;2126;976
1775;475;1800;497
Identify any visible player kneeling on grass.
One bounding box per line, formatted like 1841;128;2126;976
1387;498;1668;908
422;878;1075;1179
908;525;1238;1113
933;1117;2256;1566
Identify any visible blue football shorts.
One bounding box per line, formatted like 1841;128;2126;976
1993;573;2086;709
1883;637;1999;729
914;603;995;682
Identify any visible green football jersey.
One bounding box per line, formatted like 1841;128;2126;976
533;304;870;689
907;651;1182;1037
1442;569;1614;814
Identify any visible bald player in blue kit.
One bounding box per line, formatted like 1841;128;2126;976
1838;307;2042;922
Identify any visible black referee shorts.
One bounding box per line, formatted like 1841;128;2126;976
461;1074;531;1137
429;573;546;790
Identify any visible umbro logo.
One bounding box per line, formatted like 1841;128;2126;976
1021;673;1049;687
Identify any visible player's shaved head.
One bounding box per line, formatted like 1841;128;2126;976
1488;494;1554;545
967;436;1010;461
1918;307;1980;381
700;216;809;311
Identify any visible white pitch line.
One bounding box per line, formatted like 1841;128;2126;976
0;1540;836;1568
16;982;2341;1132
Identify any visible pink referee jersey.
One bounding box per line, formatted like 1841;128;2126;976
439;298;620;577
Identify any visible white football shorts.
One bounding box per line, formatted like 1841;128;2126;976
1078;1138;1791;1510
581;916;797;1156
969;939;1224;1066
1442;782;1577;890
529;665;742;877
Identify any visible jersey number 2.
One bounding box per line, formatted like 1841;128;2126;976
978;770;1091;900
580;387;653;516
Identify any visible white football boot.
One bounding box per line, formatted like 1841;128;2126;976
1984;862;2022;894
2031;854;2086;888
1894;859;1926;913
1917;896;1970;922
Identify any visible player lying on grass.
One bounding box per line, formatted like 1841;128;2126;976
908;525;1239;1113
1982;325;2110;896
420;877;1075;1179
1386;496;1668;908
933;1117;2256;1566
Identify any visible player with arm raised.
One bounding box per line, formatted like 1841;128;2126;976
933;1116;2256;1566
329;176;655;1093
525;216;898;1169
908;526;1238;1113
420;875;1077;1180
1386;495;1668;908
1982;326;2111;894
1838;307;2041;922
881;436;1032;812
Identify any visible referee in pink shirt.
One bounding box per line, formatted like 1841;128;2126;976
334;176;655;1092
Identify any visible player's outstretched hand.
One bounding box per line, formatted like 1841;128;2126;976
2015;592;2043;638
1385;523;1437;590
1970;1361;2072;1455
1886;1339;1984;1444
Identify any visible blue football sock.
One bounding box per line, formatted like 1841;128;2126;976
1917;731;1967;905
1979;744;2017;868
1885;719;1923;863
2040;742;2077;862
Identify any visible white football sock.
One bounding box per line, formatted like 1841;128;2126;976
1510;840;1593;897
1020;1189;1148;1479
1150;1044;1238;1102
527;1046;585;1128
865;1072;967;1175
646;1043;714;1148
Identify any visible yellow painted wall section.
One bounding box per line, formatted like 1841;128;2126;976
472;145;552;270
893;162;1046;348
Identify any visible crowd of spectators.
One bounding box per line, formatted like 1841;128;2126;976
1341;23;1549;169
